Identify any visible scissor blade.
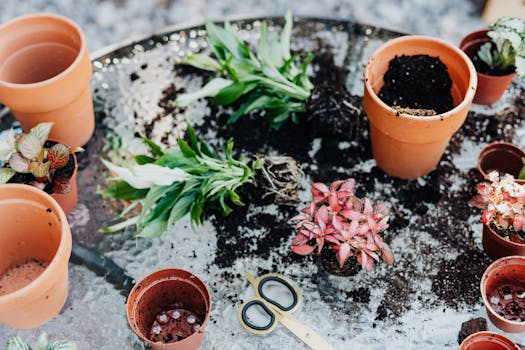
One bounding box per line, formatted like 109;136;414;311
278;314;336;350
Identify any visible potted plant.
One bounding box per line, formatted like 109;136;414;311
481;256;525;333
459;331;520;350
127;268;211;350
0;184;72;329
0;13;95;147
478;141;525;185
363;35;477;179
100;123;302;238
0;122;81;215
6;333;77;350
471;171;525;259
460;17;525;105
290;178;394;275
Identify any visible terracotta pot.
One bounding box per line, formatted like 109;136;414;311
459;331;520;350
127;268;212;350
477;142;525;185
363;35;477;179
0;184;71;329
49;139;78;215
0;13;94;148
482;224;525;260
481;256;525;333
460;29;517;105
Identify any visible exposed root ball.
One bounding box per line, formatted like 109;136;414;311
251;155;303;206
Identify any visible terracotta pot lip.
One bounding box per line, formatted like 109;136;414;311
364;35;477;122
460;331;519;349
484;223;525;249
0;183;71;303
0;13;88;89
477;141;525;183
481;256;525;325
127;268;212;345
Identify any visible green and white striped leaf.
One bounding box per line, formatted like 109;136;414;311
29;122;53;144
17;134;42;160
0;168;15;184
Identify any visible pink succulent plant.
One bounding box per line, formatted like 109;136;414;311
291;178;394;272
471;171;525;243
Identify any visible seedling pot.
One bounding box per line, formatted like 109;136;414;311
481;256;525;333
0;13;95;147
483;224;525;260
477;142;525;185
127;268;212;350
460;30;517;106
459;331;520;350
0;184;72;329
363;35;477;179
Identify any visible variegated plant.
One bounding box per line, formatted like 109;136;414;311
6;333;76;350
478;17;525;78
0;123;81;194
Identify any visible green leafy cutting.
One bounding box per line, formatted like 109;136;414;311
519;157;525;180
100;124;263;237
6;333;76;350
175;12;314;129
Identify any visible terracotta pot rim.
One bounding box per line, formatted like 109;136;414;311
477;141;525;180
460;30;517;80
127;268;212;345
364;35;477;122
484;223;525;249
0;13;87;89
481;256;525;326
0;183;70;303
460;331;519;349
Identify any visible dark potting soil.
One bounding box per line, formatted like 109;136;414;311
8;141;75;195
378;54;454;114
315;246;361;277
471;45;516;76
488;222;525;244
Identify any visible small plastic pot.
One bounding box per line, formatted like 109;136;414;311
127;268;211;350
460;29;516;105
477;142;525;185
0;184;72;329
482;224;525;260
459;331;520;350
363;35;477;179
0;13;95;148
481;256;525;333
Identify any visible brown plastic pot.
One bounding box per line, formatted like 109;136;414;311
127;268;212;350
481;256;525;333
0;184;71;329
459;331;520;350
482;224;525;260
0;13;95;148
477;142;525;185
363;35;477;179
460;29;517;106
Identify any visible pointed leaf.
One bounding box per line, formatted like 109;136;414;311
336;242;351;267
137;215;168;238
291;244;316;255
29;161;51;178
35;332;49;350
0;168;15;184
30;122;53;144
6;336;31;350
9;152;30;173
17;133;42;159
47;143;70;169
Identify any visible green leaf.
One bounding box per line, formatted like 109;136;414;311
35;332;48;350
134;154;156;165
190;199;204;225
29;161;51;178
186;123;200;154
212;82;257;106
280;11;293;60
181;53;222;72
519;158;525;180
141;135;164;156
228;189;244;206
47;143;70;169
178;138;197;158
143;183;184;225
99;181;148;201
175;77;233;107
29;122;53;144
167;192;196;227
205;20;250;60
0;168;15;184
199;140;217;158
100;216;138;234
6;336;30;350
17;134;42;160
137;215;168;238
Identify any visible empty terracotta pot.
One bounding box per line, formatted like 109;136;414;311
477;142;525;185
0;184;72;329
481;256;525;333
363;35;477;179
127;268;212;350
460;30;517;105
459;331;520;350
0;13;95;148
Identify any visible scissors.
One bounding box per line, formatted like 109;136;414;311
238;272;336;350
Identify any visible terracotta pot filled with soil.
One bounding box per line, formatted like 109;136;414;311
460;30;517;105
0;13;95;147
481;256;525;333
363;35;477;179
0;184;72;329
127;268;211;350
459;331;520;350
478;142;525;185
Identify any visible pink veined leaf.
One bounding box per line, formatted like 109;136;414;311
332;215;344;232
514;214;525;231
329;191;340;212
366;249;380;262
47;143;70;170
325;235;340;244
363;198;373;215
340;209;362;221
8;152;30;173
359;223;370;235
312;182;330;195
373;234;384;249
349;238;363;249
381;243;395;264
336;242;351;268
330;180;344;192
364;257;373;272
365;239;378;251
378;216;389;230
357;251;369;271
291;244;316;255
347;220;359;237
309;201;317;216
291;214;308;221
340;179;355;193
332;232;345;242
316;237;325;254
337;191;354;199
52;177;72;194
316;205;329;227
481;209;494;225
374;202;389;217
367;216;380;234
17;133;42;160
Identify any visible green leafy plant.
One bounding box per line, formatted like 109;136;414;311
520;157;525;180
175;12;314;129
0;123;82;194
478;17;525;78
6;333;76;350
100;123;302;238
